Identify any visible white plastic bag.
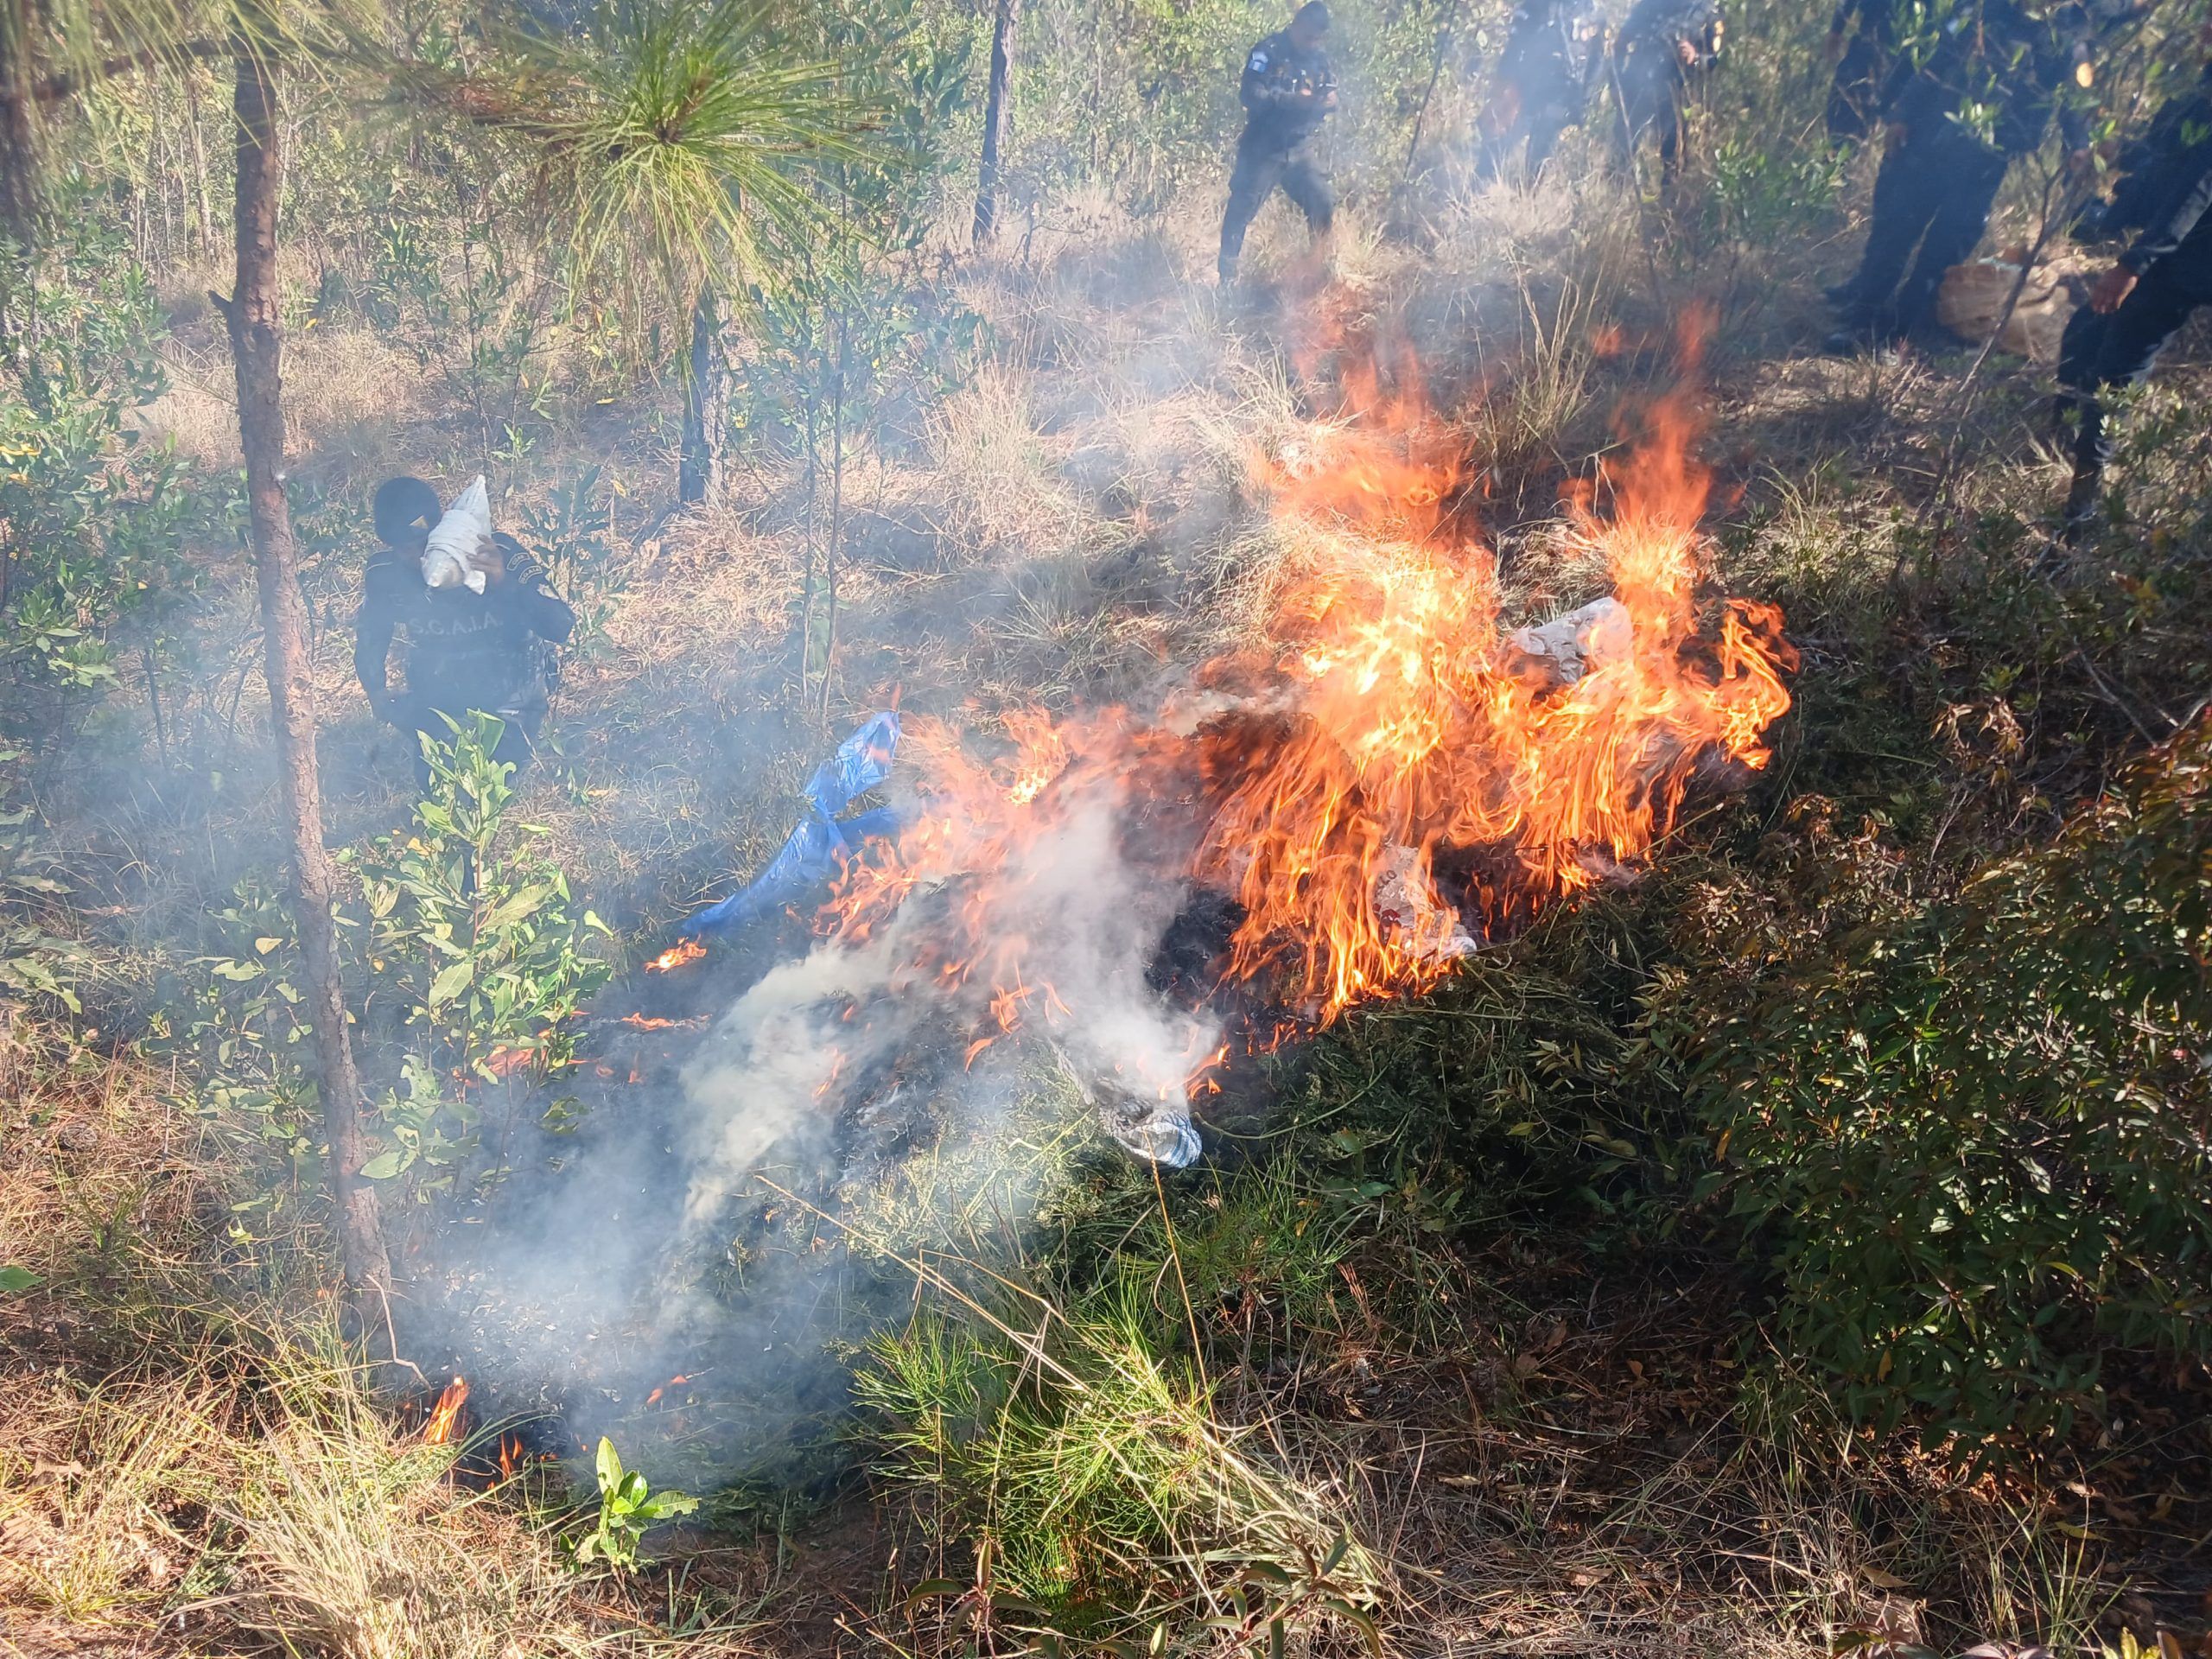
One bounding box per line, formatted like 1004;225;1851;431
422;474;493;594
1503;596;1631;686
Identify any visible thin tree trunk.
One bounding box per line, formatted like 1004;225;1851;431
818;319;847;721
972;0;1020;245
222;38;387;1295
185;70;214;257
678;281;728;505
0;0;40;244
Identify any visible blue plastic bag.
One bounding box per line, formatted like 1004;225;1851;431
683;712;903;936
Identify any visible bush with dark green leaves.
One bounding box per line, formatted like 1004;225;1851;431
1696;724;2212;1451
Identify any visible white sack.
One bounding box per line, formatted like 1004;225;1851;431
423;474;493;594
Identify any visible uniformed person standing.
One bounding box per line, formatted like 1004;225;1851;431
1218;0;1339;287
1478;0;1604;181
2055;48;2212;529
1608;0;1725;185
354;475;576;790
1823;0;2092;355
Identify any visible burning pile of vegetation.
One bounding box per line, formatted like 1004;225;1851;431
706;349;1793;1169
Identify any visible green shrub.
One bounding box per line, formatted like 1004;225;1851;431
165;872;324;1179
354;714;612;1090
0;196;195;705
1695;723;2212;1451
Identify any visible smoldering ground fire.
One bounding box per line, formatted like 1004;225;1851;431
672;345;1794;1198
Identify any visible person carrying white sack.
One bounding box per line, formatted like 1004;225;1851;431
353;474;575;791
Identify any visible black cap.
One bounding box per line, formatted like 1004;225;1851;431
372;476;442;548
1294;0;1331;29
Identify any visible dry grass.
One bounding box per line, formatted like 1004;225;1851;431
141;329;432;475
0;1338;771;1658
0;1007;770;1654
0;1019;218;1296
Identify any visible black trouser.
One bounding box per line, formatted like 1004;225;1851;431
1218;130;1333;280
1612;58;1690;182
1480;82;1580;179
2056;255;2212;502
1825;35;1885;143
1840;127;2010;339
394;695;545;794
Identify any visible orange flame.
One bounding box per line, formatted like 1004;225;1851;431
481;1046;535;1078
619;1013;700;1031
808;348;1792;1091
423;1376;468;1446
647;938;707;974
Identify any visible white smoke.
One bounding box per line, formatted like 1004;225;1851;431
676;758;1220;1237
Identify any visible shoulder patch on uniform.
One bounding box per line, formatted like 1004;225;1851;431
1249;48;1270;68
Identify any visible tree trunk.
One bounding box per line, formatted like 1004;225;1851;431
224;40;388;1294
678;281;728;505
0;0;41;243
972;0;1020;245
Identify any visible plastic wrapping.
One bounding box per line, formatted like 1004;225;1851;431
683;712;904;937
1504;595;1632;686
423;475;494;594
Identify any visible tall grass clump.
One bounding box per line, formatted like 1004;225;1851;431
857;1266;1382;1641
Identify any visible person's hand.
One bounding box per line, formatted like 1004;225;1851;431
1676;35;1698;65
2088;262;2138;314
2064;147;2094;184
1883;120;1908;148
474;537;507;588
1822;27;1847;60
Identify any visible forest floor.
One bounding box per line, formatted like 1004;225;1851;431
4;150;2211;1659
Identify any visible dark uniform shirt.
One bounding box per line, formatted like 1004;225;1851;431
1618;0;1724;68
1498;0;1603;99
2096;63;2212;271
1830;0;1901;50
353;534;575;721
1239;29;1338;150
1879;0;2092;156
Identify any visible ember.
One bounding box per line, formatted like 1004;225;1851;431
646;938;708;973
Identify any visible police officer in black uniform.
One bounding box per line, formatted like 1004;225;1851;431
2056;46;2212;529
1823;0;2093;355
1218;0;1339;286
353;475;576;789
1609;0;1725;185
1478;0;1604;181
